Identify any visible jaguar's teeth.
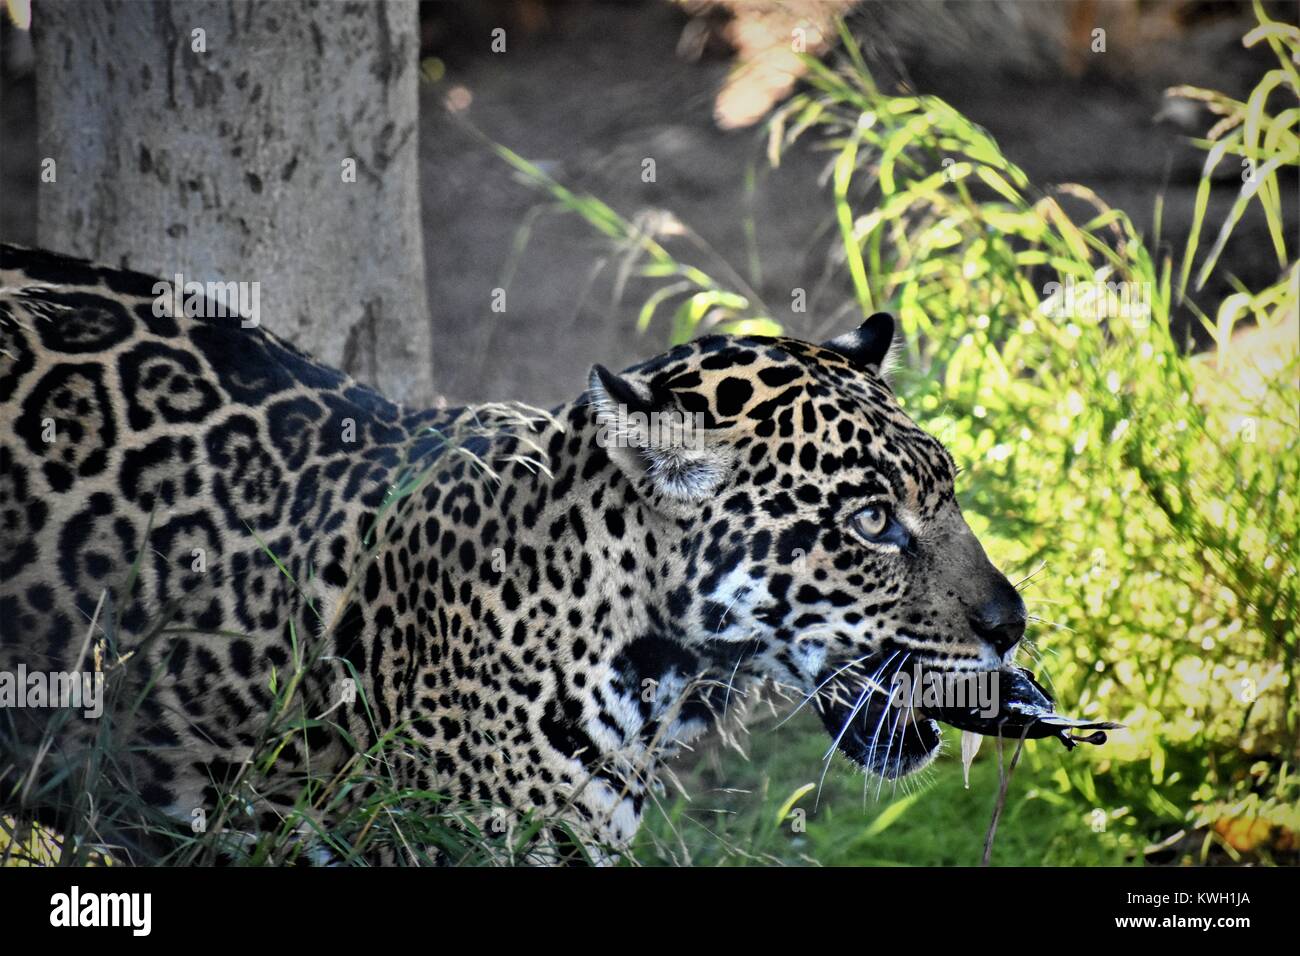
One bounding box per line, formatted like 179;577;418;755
960;730;981;788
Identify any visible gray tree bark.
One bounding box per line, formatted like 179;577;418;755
34;0;433;406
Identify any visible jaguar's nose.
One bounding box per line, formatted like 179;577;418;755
968;580;1026;657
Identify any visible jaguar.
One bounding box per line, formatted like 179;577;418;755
0;242;1026;862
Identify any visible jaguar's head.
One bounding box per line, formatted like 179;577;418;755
587;314;1025;778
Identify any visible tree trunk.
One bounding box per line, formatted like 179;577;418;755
33;0;433;406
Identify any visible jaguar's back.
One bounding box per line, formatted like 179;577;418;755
0;243;458;838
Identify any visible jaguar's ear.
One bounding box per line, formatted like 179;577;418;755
588;364;732;502
823;311;894;372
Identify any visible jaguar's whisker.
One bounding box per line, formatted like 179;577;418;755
720;635;759;721
1013;561;1049;592
874;691;907;802
864;651;911;783
1027;614;1074;634
777;650;881;729
813;653;899;808
714;586;753;635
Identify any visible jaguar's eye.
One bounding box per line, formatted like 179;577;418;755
851;503;890;541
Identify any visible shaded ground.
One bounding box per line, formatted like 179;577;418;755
2;0;1291;408
417;0;1288;405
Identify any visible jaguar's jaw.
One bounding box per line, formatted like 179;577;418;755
818;692;943;778
812;655;944;779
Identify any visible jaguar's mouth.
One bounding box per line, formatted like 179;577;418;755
813;656;1121;778
813;655;941;779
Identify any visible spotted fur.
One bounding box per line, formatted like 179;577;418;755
0;243;1024;858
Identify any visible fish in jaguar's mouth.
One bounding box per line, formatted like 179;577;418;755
813;655;1121;779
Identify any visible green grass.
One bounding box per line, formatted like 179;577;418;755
632;711;1300;867
632;712;1136;867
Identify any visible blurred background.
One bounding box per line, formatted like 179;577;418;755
1;0;1296;865
3;0;1291;403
